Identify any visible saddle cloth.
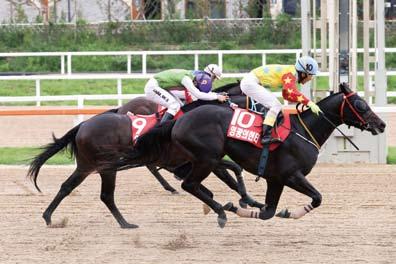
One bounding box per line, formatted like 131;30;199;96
226;108;291;151
128;109;184;142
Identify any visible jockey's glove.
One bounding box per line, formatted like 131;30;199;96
307;101;322;115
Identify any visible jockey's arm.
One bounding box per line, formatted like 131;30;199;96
281;72;310;105
181;76;218;101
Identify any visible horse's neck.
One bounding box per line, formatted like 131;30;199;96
299;94;343;147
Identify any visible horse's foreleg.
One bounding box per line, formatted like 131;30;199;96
224;180;284;220
276;171;322;219
99;170;138;229
43;169;89;226
146;165;178;194
181;164;228;228
213;166;265;209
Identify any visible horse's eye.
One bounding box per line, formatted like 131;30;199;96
354;100;369;113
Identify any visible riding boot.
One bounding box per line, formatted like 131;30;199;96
261;124;274;145
160;112;174;124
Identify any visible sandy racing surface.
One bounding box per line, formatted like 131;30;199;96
0;164;395;264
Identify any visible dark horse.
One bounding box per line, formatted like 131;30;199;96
28;83;263;228
108;83;386;227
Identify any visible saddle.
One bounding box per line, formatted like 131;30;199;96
226;107;292;151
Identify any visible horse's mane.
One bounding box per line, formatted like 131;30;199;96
213;81;241;94
296;91;344;118
316;91;343;104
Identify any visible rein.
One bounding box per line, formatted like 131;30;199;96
296;92;361;151
295;107;321;150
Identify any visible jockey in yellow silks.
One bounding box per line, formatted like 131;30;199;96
240;56;322;145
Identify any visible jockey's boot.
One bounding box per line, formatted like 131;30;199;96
261;124;273;145
160;112;174;124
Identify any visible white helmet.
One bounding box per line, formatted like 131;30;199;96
204;64;222;79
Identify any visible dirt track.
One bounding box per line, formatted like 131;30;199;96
0;165;395;264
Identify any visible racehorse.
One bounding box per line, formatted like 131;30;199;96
28;83;264;228
106;83;386;227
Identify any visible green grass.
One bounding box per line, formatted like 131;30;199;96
387;146;396;164
0;146;394;165
0;147;74;165
1;75;395;106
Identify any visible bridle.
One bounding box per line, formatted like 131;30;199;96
296;92;365;151
339;92;368;129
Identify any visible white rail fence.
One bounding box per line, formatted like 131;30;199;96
0;49;396;107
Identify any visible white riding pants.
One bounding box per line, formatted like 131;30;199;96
240;73;282;126
144;78;183;116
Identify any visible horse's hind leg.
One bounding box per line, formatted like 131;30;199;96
146;165;178;194
276;171;322;219
99;170;138;229
43;169;89;226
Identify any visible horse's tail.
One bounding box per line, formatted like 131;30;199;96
27;124;81;192
108;120;176;170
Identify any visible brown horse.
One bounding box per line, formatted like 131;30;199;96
28;83;264;228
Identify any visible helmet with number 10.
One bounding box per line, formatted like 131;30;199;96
295;56;319;75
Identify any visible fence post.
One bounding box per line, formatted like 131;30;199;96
117;79;122;106
61;55;65;74
218;52;223;72
67;53;72;75
75;96;84;125
194;53;199;70
142;53;147;75
35;79;41;106
127;55;132;74
262;53;266;66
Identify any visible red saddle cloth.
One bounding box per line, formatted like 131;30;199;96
128;113;159;141
128;109;184;142
226;108;291;151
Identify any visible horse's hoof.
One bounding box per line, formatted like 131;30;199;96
43;212;51;226
203;204;211;215
171;190;179;195
217;215;227;228
121;223;139;229
276;208;291;218
223;202;234;211
239;199;248;209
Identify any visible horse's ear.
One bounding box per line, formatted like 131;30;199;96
339;82;352;94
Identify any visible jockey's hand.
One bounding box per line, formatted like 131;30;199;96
307;101;322;116
217;94;229;102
